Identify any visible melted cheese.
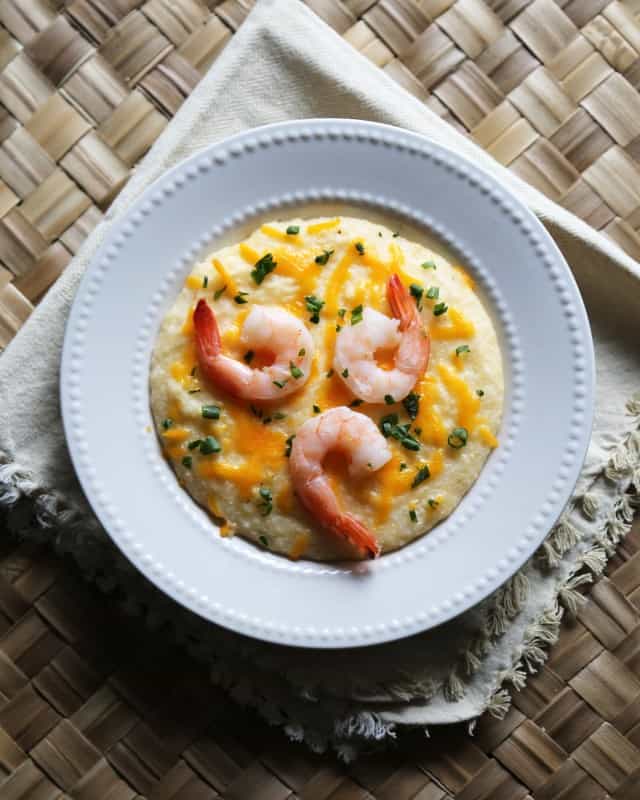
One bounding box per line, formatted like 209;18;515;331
289;532;310;559
181;305;195;336
430;308;475;341
239;242;260;263
185;274;202;290
437;363;481;431
212;258;237;296
477;425;499;448
162;426;190;442
307;218;340;234
415;374;447;447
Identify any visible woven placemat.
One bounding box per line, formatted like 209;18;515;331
1;1;640;798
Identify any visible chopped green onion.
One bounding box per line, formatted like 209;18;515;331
273;411;286;420
410;284;424;307
428;498;439;509
187;389;200;394
379;413;398;438
289;362;303;379
384;394;395;405
399;462;407;471
257;486;273;516
342;368;349;378
298;347;306;357
351;304;364;325
326;368;334;378
401;436;420;451
259;534;269;547
284;434;295;457
409;509;417;522
250;404;263;418
412;465;431;488
201;404;221;419
313;404;321;413
336;324;342;332
421;260;437;270
433;302;448;316
199;436;221;455
314;249;334;265
181;456;192;469
350;399;364;407
338;308;346;318
273;379;286;389
426;286;439;300
162;418;173;430
448;427;468;449
187;439;202;450
214;284;227;300
402;392;419;420
234;291;249;304
305;294;324;324
355;242;365;255
251;252;277;284
476;389;485;397
202;275;208;288
243;350;254;363
286;225;299;235
456;345;471;356
393;231;400;238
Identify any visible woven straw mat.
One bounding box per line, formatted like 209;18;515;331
1;1;640;798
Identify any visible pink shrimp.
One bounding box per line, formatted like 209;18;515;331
193;299;314;401
333;273;430;403
289;407;392;558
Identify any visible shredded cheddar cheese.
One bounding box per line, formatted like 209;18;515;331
307;218;340;234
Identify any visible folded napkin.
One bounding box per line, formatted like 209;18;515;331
1;0;639;758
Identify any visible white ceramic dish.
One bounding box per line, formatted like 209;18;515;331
60;119;594;648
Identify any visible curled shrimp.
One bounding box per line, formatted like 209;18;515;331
193;300;314;400
333;274;430;403
289;407;391;558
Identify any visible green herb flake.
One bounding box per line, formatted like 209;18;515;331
273;379;286;389
428;498;439;509
433;302;448;316
336;324;342;332
350;399;364;407
298;347;306;357
251;252;277;285
456;345;471;356
421;260;437;270
314;249;334;265
243;350;254;364
214;284;227;300
199;435;221;455
187;439;202;450
351;304;364;325
305;294;325;324
409;509;418;522
326;368;334;378
273;411;286;420
448;427;468;449
202;275;208;288
181;456;192;469
355;242;365;255
476;389;485;397
162;418;173;430
257;486;273;516
289;361;304;379
403;392;420;420
379;413;398;438
426;286;439;300
259;534;269;547
410;284;424;307
338;308;346;318
399;462;407;471
378;231;383;237
286;225;300;235
401;435;420;452
393;231;400;238
342;368;349;378
234;291;249;304
412;465;431;488
313;404;321;414
284;434;295;457
201;404;221;420
187;389;201;394
384;394;395;405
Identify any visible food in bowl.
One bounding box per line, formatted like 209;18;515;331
150;216;503;560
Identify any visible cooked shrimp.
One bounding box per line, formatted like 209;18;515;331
193;300;314;400
289;407;391;558
333;274;430;403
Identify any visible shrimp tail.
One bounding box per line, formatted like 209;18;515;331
194;298;222;361
332;513;381;559
387;273;416;331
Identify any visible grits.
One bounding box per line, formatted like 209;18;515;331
150;216;503;560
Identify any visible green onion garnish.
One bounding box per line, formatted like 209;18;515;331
202;276;208;288
421;260;437;270
305;294;324;324
284;434;295;457
410;284;423;307
342;368;349;378
448;427;468;449
251;252;277;284
259;534;269;547
409;509;417;522
351;304;364;325
384;394;395;405
257;486;273;516
456;345;471;356
428;498;439;508
234;291;249;304
286;225;299;235
199;435;221;455
201;404;221;419
313;404;321;413
181;456;192;469
162;418;173;430
412;465;431;488
289;362;303;379
214;284;227;300
355;242;365;255
402;392;419;420
350;399;364;407
426;286;439;300
476;389;485;397
433;302;448;316
315;249;334;265
243;350;254;363
187;439;202;450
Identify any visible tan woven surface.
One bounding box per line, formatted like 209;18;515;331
1;1;640;797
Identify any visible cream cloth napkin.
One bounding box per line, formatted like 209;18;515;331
1;0;639;757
